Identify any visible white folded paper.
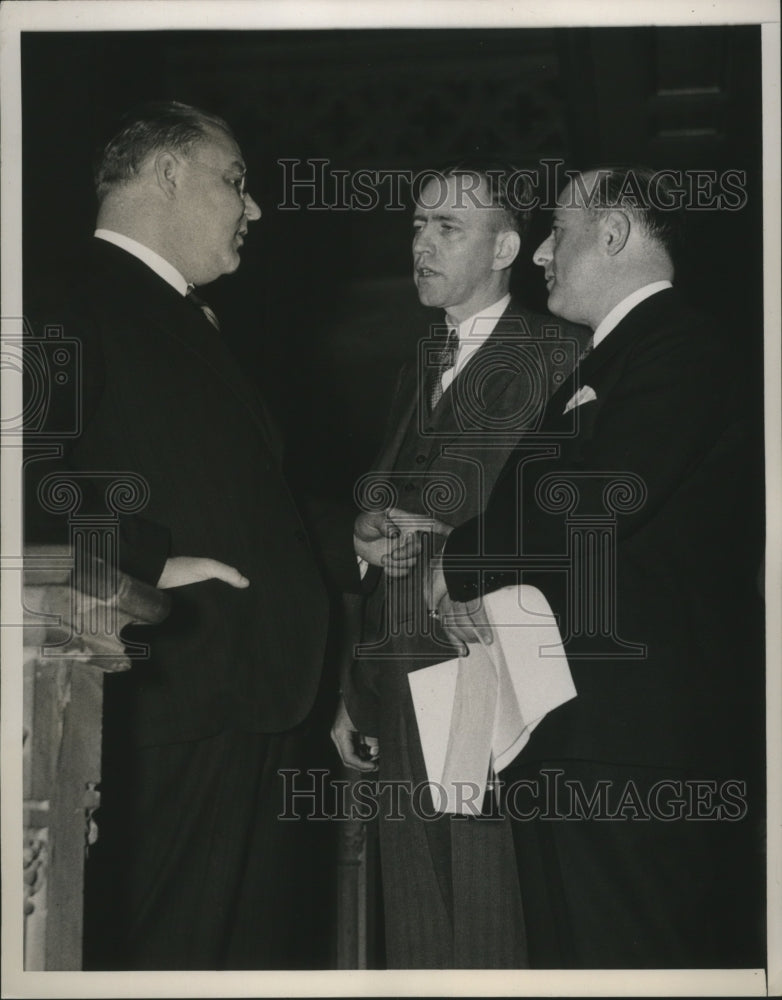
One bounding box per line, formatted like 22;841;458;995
408;585;576;814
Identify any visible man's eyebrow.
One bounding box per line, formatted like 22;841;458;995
412;210;461;223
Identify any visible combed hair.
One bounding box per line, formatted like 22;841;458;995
439;159;533;236
578;164;685;262
94;100;234;202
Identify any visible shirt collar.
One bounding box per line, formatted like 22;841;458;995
447;294;511;341
445;294;511;377
592;281;672;349
94;229;189;297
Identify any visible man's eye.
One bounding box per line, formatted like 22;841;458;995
230;177;246;197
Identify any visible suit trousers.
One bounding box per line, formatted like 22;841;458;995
84;721;337;970
375;661;527;968
504;760;765;969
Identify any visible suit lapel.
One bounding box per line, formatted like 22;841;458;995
381;299;562;462
92;240;280;456
375;365;421;472
164;307;281;452
433;300;543;444
543;288;679;427
452;306;529;406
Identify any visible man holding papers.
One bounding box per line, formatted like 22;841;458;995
409;584;576;816
331;161;588;967
434;166;764;968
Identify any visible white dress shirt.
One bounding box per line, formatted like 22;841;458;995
592;280;672;350
441;294;511;393
94;229;189;296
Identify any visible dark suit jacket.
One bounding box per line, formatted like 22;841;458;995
347;297;589;734
445;288;764;773
26;238;345;745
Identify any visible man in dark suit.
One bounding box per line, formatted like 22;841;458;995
435;166;765;968
24;101;376;969
331;162;588;967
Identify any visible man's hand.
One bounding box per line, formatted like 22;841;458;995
437;592;494;648
354;507;451;578
429;555;493;648
157;556;250;590
330;696;379;772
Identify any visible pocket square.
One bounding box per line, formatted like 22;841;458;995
564;385;597;414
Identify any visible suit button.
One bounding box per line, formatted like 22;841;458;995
294;529;307;543
415;455;426;465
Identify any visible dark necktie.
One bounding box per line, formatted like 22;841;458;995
427;326;459;412
186;286;221;332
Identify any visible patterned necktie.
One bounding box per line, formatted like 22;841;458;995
186;286;221;332
579;337;594;362
427;326;459;412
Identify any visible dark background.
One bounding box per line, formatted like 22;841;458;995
22;25;764;503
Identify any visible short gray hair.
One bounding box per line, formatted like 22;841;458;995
94;100;234;203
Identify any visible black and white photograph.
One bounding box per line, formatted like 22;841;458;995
1;1;779;996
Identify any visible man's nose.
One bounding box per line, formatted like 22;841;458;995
413;227;433;255
243;193;262;221
413;219;435;250
533;233;553;266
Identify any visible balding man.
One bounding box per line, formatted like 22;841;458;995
435;166;764;968
25;100;366;970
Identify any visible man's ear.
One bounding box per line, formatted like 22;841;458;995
602;210;631;256
153;151;180;198
492;229;521;271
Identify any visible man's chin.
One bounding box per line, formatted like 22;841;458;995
546;291;565;317
546;295;582;326
416;289;445;309
220;252;242;276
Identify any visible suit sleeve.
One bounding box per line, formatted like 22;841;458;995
24;308;171;587
444;316;746;603
297;495;365;594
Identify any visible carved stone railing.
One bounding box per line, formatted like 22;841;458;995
22;544;170;971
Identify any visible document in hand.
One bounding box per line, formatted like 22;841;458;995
408;585;576;815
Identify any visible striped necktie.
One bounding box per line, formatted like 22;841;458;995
186;286;221;332
428;326;459;412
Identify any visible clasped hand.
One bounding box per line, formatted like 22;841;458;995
353;507;451;578
353;510;492;644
